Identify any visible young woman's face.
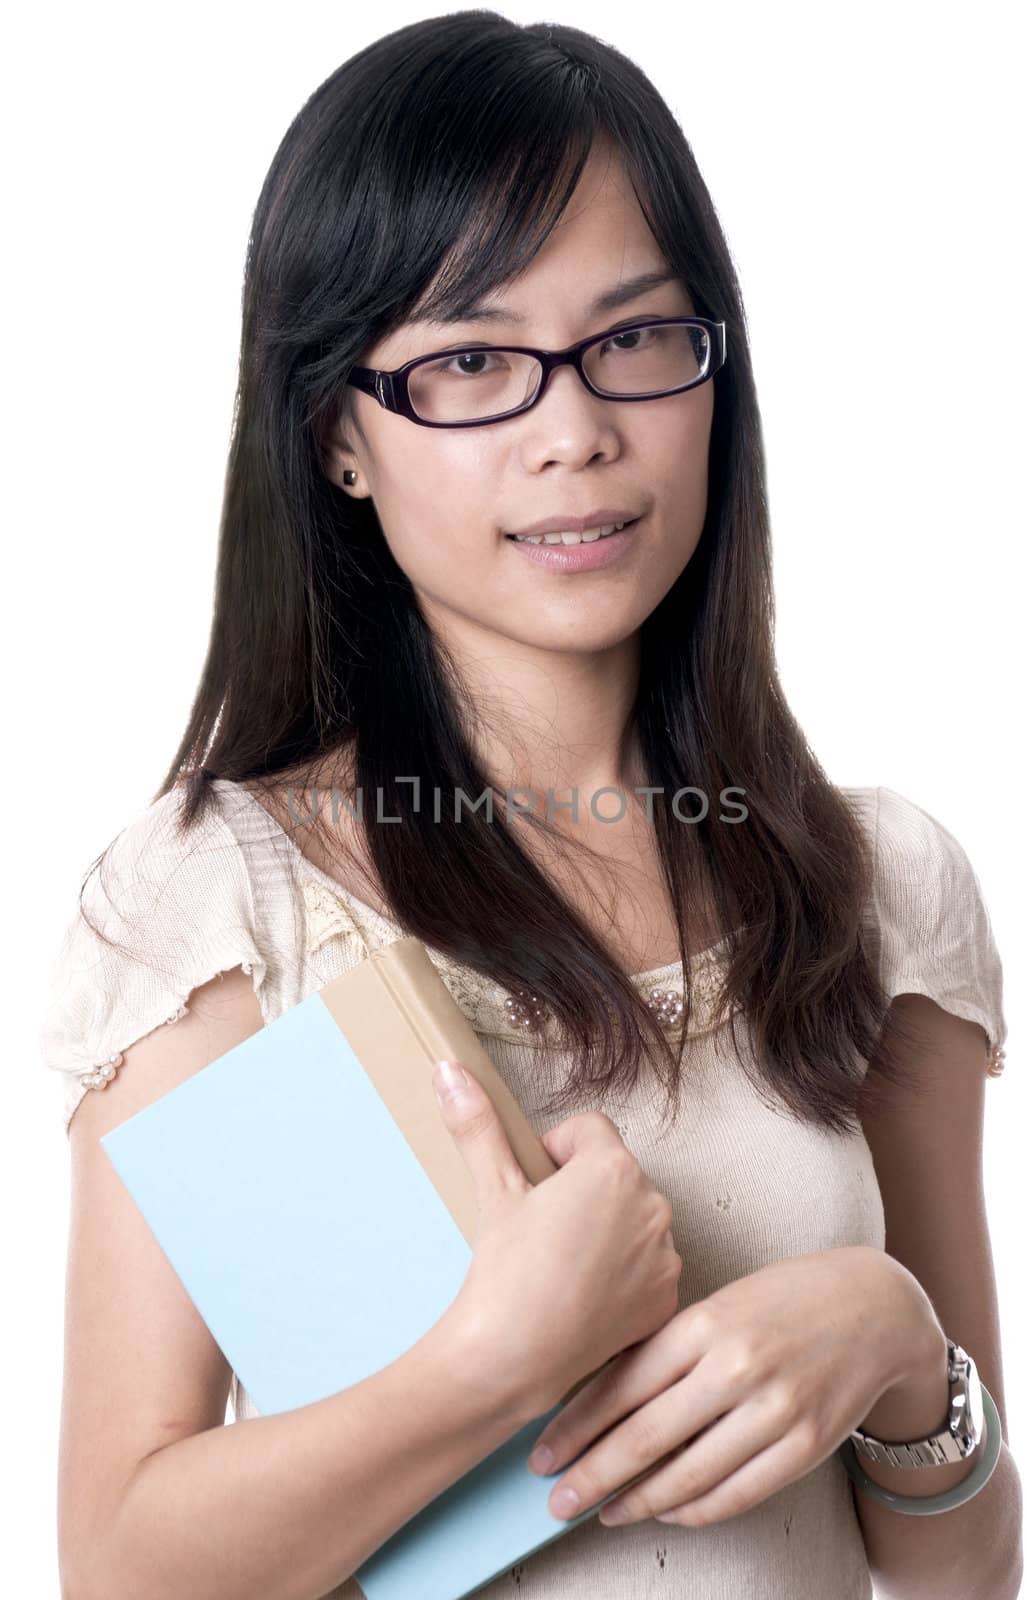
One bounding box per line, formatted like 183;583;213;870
325;146;714;658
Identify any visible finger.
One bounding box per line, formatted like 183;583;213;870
432;1060;527;1200
530;1314;694;1473
651;1426;819;1529
596;1397;786;1526
539;1110;622;1168
546;1372;733;1522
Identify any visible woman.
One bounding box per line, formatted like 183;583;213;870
40;13;1021;1600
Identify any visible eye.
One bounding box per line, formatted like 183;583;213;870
441;350;507;378
419;347;510;379
601;326;661;355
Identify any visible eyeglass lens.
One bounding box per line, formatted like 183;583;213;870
407;320;711;424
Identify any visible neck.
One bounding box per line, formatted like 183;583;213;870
430;614;645;824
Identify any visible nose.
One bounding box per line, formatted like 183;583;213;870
520;355;622;472
530;353;595;412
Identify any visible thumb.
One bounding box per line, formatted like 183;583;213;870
432;1059;525;1199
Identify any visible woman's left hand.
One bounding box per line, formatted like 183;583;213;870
527;1244;938;1528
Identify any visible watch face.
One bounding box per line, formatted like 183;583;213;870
951;1349;985;1449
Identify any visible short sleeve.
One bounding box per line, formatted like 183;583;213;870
38;784;269;1137
869;785;1007;1074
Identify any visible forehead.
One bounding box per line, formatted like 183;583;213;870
416;148;664;325
403;265;686;336
372;145;689;367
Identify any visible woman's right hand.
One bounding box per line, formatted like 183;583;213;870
431;1058;684;1419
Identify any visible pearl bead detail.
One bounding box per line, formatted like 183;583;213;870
503;984;692;1033
503;990;549;1030
76;999;194;1097
646;987;686;1027
77;1051;123;1090
986;1043;1006;1079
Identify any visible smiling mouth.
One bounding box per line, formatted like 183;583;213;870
505;516;642;546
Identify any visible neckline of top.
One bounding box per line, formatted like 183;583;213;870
211;776;737;983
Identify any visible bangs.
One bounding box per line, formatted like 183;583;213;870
400;123;603;332
362;50;629;339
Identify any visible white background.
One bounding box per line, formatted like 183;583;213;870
6;1;1024;1590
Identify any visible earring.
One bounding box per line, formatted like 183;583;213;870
343;469;357;486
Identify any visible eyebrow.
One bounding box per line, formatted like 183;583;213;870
406;267;684;328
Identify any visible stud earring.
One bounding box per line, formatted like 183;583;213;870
343;469;357;486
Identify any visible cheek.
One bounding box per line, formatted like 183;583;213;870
668;409;713;525
671;393;713;470
420;447;505;564
375;461;494;564
385;509;497;590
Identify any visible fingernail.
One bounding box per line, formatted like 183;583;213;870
528;1444;553;1473
433;1059;470;1101
550;1486;580;1518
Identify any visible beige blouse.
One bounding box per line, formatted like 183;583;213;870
38;777;1008;1599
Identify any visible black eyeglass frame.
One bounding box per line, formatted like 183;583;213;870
346;316;728;429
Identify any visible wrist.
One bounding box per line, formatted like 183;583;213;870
852;1322;988;1501
432;1301;543;1432
859;1315;950;1442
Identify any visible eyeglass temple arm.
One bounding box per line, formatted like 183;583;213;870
347;367;394;409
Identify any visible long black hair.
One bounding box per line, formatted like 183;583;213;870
84;11;926;1135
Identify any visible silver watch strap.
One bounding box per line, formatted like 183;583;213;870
849;1341;983;1468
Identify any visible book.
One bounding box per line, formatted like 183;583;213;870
100;936;631;1599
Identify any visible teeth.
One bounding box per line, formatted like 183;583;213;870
512;520;628;546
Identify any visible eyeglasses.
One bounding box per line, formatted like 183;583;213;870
346;316;727;429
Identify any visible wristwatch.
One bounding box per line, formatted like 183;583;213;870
848;1340;985;1468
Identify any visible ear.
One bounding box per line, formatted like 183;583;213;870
318;405;370;498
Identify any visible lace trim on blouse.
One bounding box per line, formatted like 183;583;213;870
300;875;740;1047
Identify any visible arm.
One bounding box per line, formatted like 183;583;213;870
60;966;534;1600
851;1327;1022;1600
90;1304;528;1600
856;994;1024;1600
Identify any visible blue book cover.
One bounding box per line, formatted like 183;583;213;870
100;937;625;1599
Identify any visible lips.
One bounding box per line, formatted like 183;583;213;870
504;513;644;571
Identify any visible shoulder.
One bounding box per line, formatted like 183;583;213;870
38;782;270;1136
95;779;248;898
236;770;389;915
867;783;980;875
67;781;261;967
838;782;993;896
843;784;1007;1064
864;784;998;947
